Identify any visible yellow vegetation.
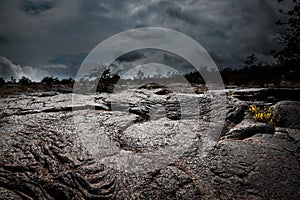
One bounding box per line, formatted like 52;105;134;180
227;89;232;97
248;105;280;124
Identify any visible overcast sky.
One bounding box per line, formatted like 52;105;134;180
0;0;292;81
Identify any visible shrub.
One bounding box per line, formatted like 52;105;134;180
227;89;232;97
41;76;59;86
248;105;281;124
0;77;5;84
19;76;31;85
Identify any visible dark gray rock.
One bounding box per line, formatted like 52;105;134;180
138;83;166;90
272;101;300;129
0;88;300;199
223;123;275;140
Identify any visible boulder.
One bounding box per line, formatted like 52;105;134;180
272;101;300;129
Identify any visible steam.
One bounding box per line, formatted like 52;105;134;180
0;56;65;82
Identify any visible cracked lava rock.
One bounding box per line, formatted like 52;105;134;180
0;88;299;199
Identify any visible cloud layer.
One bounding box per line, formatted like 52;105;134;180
0;56;47;81
0;56;72;81
0;0;293;80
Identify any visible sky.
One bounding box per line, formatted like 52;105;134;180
0;0;293;81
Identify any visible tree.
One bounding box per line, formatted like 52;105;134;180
136;70;144;80
41;76;59;86
272;0;300;63
61;77;74;85
19;76;31;85
102;69;111;78
243;54;257;69
0;77;5;84
96;68;120;93
272;0;300;81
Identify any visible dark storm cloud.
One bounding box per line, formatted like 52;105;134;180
161;53;194;72
49;53;87;66
166;5;198;25
0;34;8;44
42;63;79;79
21;0;55;15
112;49;195;76
78;1;109;14
117;51;145;62
0;0;294;80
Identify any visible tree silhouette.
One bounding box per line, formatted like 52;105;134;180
19;76;31;85
272;0;300;81
102;68;111;78
41;76;59;86
243;54;257;69
60;77;74;85
0;77;5;84
96;67;120;93
273;0;300;63
136;70;144;80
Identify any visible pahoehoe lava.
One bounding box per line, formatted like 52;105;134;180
0;88;299;199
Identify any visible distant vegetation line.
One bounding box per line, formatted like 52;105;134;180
0;60;299;96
